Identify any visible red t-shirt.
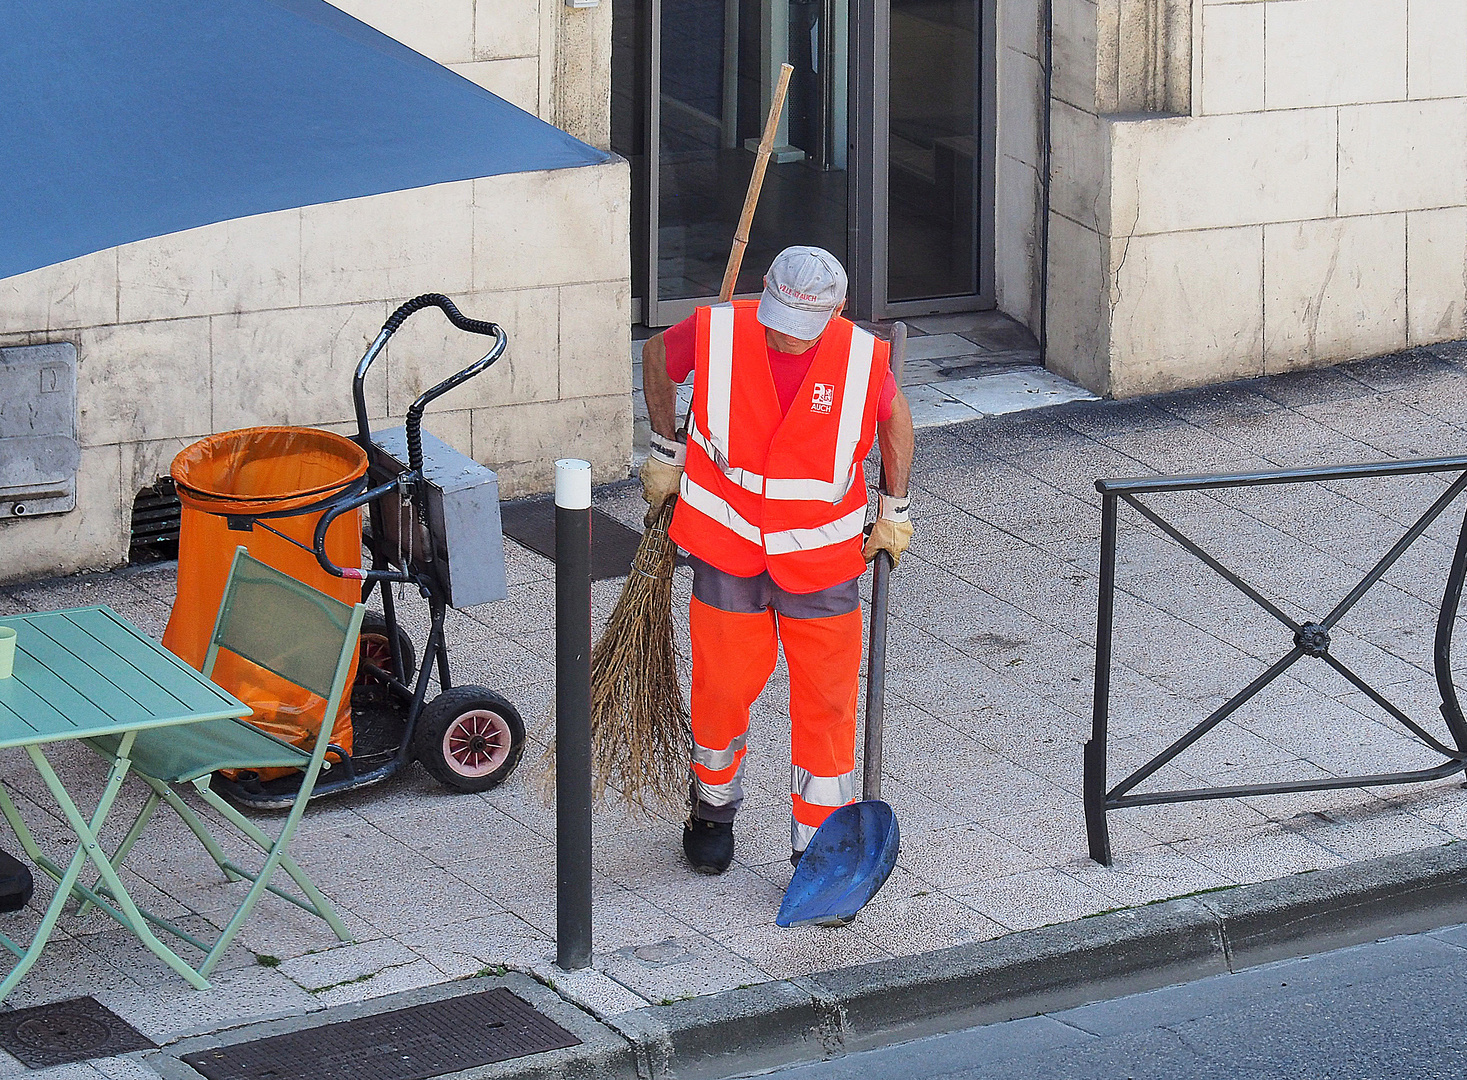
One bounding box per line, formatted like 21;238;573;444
662;314;897;421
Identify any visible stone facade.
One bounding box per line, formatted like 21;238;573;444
327;0;612;150
995;0;1049;336
1048;0;1467;398
0;166;631;583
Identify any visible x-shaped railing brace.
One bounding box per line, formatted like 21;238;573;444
1085;456;1467;866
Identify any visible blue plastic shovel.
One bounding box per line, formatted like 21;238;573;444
777;324;907;929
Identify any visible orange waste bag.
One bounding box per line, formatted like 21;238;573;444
164;427;368;773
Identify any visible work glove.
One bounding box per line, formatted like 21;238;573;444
639;431;686;526
863;492;913;568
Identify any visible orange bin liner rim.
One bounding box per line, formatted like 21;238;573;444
171;426;368;518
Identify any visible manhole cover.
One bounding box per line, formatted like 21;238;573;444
182;988;580;1080
0;997;154;1069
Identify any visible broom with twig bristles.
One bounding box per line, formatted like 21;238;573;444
541;65;796;815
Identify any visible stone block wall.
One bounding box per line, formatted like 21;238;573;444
1048;0;1467;397
327;0;612;150
0;165;631;582
996;1;1047;334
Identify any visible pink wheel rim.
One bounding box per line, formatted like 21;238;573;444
358;633;393;683
443;709;512;777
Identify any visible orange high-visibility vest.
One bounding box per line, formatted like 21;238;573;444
669;300;891;593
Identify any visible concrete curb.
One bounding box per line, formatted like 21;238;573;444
152;841;1467;1080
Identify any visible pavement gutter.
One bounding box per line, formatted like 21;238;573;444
153;840;1467;1080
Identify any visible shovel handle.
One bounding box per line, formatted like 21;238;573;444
862;322;907;801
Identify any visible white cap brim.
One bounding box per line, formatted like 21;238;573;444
757;287;836;340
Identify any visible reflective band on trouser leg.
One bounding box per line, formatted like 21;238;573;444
692;731;747;772
792;771;858;851
777;606;863;850
689;596;778;814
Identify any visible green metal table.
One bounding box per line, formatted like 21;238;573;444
0;605;250;1000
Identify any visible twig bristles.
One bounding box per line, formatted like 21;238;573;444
539;499;691;816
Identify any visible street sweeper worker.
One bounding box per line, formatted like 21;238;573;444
638;246;915;875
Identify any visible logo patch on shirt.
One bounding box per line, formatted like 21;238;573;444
811;383;834;414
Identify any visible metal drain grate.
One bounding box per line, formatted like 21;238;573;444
181;989;580;1080
129;476;181;563
500;497;645;581
0;997;154;1069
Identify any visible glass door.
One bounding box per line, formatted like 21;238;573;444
857;0;994;317
615;0;991;325
628;0;852;326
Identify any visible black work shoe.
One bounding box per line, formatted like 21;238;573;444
683;818;734;874
790;848;805;869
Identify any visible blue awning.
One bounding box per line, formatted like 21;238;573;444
0;0;611;282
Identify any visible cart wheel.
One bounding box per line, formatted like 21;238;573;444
414;686;525;792
357;614;416;686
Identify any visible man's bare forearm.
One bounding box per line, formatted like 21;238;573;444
642;333;682;439
876;389;913;498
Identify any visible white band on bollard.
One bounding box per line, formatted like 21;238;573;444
555;459;592;510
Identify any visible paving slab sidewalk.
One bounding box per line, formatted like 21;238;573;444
3;341;1467;1077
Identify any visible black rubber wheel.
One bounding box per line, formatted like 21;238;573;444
357;613;416;687
414;686;525;792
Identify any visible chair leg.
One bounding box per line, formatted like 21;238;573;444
191;781;352;945
151;780;243;882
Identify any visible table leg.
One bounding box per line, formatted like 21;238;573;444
75;788;164;917
24;738;210;991
0;736;148;1000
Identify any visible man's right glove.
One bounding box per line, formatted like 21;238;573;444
639;431;686;526
863;492;913;567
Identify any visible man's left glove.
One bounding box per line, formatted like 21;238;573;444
863;492;913;567
639;431;686;526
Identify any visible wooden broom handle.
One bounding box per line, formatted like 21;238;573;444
718;63;795;303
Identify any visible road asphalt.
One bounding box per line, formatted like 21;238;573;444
757;922;1467;1080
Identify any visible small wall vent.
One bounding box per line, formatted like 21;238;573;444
129;477;181;563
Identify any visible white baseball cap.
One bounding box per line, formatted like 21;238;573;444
756;246;848;340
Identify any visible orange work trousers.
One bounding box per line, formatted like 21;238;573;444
688;572;864;853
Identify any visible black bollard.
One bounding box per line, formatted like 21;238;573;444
554;458;593;970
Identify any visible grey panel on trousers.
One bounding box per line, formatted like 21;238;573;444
0;343;78;518
369;426;508;609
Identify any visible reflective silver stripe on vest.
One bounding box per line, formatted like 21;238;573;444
792;765;857;807
763;503;867;556
764;466;858;504
680;473;763;545
689;425;764;494
704;304;736;460
691;732;747;773
830;327;876;486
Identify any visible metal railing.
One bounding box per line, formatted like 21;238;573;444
1085;456;1467;865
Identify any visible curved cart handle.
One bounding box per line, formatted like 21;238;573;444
351;294;508;473
312;476;419;585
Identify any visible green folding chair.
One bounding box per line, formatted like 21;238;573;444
81;547;361;979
